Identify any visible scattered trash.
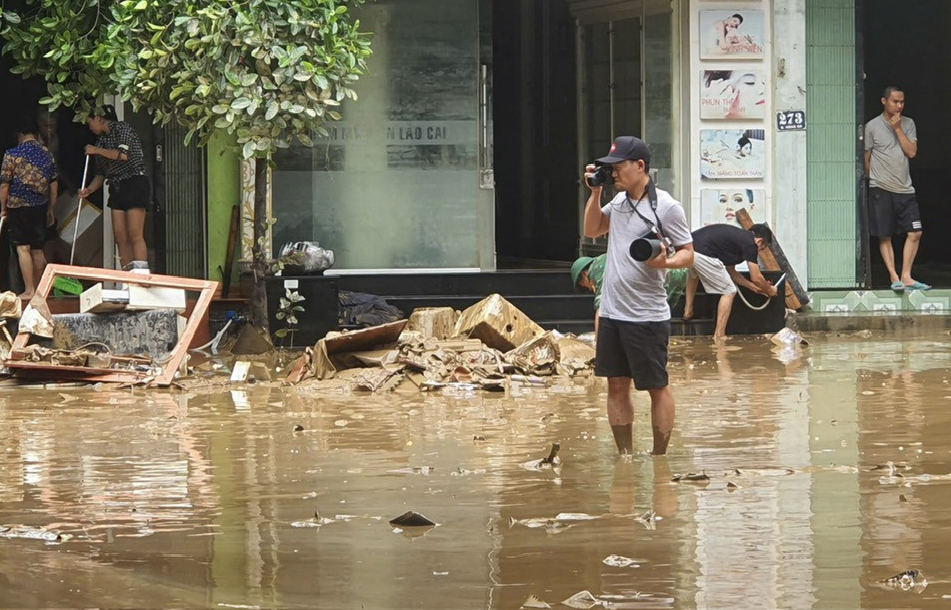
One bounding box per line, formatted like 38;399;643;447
432;571;449;576
293;424;305;432
454;294;544;352
602;554;640;568
552;513;598;521
561;590;600;609
770;327;809;347
519;443;561;472
520;594;551;609
634;510;660;529
879;569;927;592
277;241;335;275
388;466;434;476
672;472;710;483
0;525;71;543
291;511;335;528
389;511;436;527
450;468;486;477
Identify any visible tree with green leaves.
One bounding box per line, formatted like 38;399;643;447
2;0;372;332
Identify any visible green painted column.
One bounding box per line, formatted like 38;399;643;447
206;133;241;285
806;0;859;288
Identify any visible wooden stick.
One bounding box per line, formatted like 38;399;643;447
736;209;809;311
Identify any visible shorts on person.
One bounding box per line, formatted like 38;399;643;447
6;205;48;249
688;252;737;295
108;175;151;211
594;317;670;390
868;186;921;237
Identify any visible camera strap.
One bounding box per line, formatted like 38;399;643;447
629;179;665;237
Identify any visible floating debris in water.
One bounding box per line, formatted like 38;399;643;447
634;510;660;529
553;512;597;521
672;472;710;483
602;554;640;568
473;435;486;442
561;590;600;609
879;569;927;591
520;594;551;609
520;443;561;471
0;525;71;543
726;481;740;492
389;511;436;527
508;517;575;535
293;424;305;432
388;466;434;476
899;494;908;503
450;468;486;477
291;510;335;528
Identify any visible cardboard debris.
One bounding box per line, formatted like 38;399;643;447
0;292;22;319
454;294;544;352
407;307;458;340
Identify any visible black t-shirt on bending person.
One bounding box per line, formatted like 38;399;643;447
691;224;759;266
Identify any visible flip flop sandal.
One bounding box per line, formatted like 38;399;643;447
905;281;932;291
890;281;905;291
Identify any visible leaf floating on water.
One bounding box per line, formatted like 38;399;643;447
389;511;436;527
672;472;710;483
899;494;908;503
602;554;640;568
561;590;600;609
293;424;305;432
58;393;78;403
520;594;551;609
473;435;486;442
726;482;740;492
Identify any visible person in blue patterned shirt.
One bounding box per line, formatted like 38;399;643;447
0;116;57;299
78;104;151;271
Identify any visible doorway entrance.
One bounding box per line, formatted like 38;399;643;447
862;0;951;288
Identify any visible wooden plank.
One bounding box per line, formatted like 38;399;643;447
736;209;808;311
325;320;408;355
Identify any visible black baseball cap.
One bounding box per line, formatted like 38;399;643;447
596;136;652;165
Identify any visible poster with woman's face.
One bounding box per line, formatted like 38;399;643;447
700;11;765;59
700;189;767;226
700;129;766;179
701;70;766;119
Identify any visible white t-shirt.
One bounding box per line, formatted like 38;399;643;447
598;187;693;322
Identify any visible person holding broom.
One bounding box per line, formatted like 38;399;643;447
0;116;57;299
77;105;151;271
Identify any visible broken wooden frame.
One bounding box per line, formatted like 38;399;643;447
5;264;218;386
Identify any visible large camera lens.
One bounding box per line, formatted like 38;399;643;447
629;238;661;262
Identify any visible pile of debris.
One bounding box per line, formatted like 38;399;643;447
287;294;595;393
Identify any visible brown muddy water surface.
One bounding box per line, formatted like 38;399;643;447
2;331;951;609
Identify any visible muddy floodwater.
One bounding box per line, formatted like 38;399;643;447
3;331;951;608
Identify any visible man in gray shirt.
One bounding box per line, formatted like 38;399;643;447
583;136;694;456
864;86;929;291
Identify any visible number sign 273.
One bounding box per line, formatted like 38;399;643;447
777;110;806;131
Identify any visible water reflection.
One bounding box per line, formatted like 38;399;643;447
5;334;951;607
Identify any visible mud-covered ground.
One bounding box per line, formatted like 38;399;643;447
1;331;949;609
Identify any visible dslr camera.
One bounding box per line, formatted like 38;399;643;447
629;228;673;262
586;163;613;188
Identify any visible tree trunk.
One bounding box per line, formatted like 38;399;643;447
249;156;270;331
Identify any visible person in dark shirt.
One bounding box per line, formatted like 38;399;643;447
0;117;57;299
78;104;151;271
683;223;777;340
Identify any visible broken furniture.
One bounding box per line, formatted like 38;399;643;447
5;264;218;386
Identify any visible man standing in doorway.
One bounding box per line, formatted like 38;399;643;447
583;136;694;456
865;86;929;291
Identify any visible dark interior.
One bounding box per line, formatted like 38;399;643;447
863;0;951;288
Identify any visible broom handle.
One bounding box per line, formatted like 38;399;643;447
70;154;91;265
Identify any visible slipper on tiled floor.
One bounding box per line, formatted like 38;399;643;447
890;281;905;291
904;281;931;291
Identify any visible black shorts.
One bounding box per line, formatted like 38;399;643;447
868;187;921;237
594;317;670;390
108;175;151;211
5;205;47;249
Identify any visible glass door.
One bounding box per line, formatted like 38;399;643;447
573;0;678;255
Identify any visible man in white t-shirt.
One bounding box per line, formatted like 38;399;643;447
583;136;694;455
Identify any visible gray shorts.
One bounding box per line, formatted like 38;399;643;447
688;252;737;295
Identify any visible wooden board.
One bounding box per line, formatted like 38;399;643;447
324;320;408;355
736;209;809;311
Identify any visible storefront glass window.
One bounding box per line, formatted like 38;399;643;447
272;0;480;268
